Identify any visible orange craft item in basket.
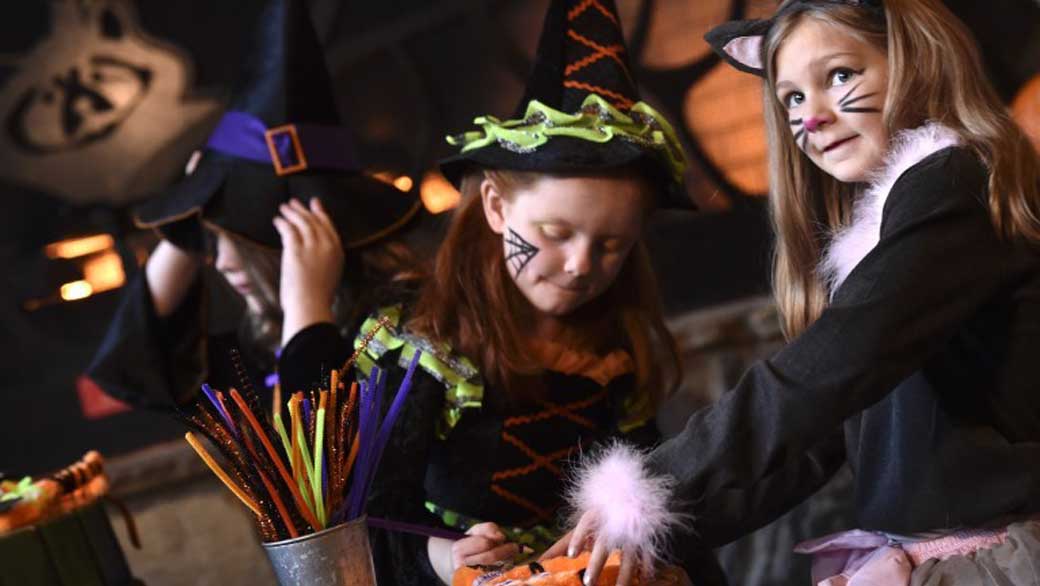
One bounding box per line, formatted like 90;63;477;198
453;551;639;586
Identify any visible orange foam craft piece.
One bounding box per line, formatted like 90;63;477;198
453;551;639;586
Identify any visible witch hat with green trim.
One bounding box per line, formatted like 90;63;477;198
135;0;421;250
440;0;691;208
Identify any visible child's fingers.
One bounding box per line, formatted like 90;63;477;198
308;198;342;248
272;216;299;249
583;540;610;586
451;535;496;565
615;549;638;586
465;522;506;542
279;201;317;246
568;512;596;558
455;542;521;568
540;531;571;560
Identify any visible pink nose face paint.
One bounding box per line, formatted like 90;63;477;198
803;117;823;132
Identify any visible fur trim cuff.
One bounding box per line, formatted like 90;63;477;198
568;442;685;573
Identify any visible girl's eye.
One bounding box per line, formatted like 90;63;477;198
829;68;857;86
783;92;804;109
539;225;571;240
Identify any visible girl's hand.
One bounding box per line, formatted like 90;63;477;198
451;522;522;568
273;198;344;346
541;512;638;586
428;523;524;585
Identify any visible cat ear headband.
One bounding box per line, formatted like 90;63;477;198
704;0;885;78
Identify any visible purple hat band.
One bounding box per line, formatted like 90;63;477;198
206;110;360;176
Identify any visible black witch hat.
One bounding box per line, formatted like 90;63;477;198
440;0;691;208
135;0;421;250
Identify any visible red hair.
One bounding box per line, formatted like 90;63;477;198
408;170;681;416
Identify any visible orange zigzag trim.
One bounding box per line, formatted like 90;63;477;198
563;80;634;110
564;43;626;76
500;432;564;476
503;391;606;429
566;29;629;75
567;0;619;26
492;447;575;481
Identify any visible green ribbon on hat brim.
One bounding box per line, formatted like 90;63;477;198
447;94;687;185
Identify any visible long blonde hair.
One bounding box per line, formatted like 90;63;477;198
764;0;1040;338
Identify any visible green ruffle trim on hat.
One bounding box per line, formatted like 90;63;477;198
354;306;484;439
446;94;687;184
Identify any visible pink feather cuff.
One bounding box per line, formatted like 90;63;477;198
567;442;687;573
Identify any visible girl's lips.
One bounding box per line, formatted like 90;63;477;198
824;135;858;152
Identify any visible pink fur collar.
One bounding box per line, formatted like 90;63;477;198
819;123;962;297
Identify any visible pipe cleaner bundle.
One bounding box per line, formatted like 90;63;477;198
178;319;423;542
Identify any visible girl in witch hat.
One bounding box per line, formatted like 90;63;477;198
87;0;426;410
350;1;725;585
552;1;1040;585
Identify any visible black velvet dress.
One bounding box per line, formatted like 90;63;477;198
303;306;729;586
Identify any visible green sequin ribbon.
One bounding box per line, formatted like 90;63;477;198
447;94;687;185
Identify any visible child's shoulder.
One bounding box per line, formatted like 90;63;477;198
878;125;989;224
353;304;485;435
352;304;479;381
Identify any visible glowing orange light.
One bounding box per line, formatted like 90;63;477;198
370;171;414;193
60;280;93;301
82;250;126;293
393;176;414;192
370;171;395;184
1012;75;1040;153
420;171;461;214
45;234;115;259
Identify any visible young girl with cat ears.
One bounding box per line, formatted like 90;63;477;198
554;1;1040;584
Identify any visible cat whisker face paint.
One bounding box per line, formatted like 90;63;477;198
837;81;881;114
775;18;889;183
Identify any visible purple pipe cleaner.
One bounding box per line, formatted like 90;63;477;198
360;351;422;508
367;516;465;541
201;383;239;438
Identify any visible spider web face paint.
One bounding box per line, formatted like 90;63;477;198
504;227;539;277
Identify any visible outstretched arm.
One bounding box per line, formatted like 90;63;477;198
557;149;1003;585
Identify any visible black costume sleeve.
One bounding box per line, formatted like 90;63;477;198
277;322;352;394
649;148;1001;541
362;350;449;586
86;268;207;410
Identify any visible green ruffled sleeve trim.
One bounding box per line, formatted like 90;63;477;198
446;94;687;185
618;389;653;434
354;306;484;439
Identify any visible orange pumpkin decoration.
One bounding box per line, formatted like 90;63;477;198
452;551;639;586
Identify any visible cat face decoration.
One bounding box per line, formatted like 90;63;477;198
0;0;221;205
